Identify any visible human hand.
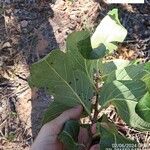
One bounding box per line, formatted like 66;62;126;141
31;105;99;150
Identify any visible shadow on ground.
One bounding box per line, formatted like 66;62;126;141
0;1;149;149
15;1;59;138
0;0;59;146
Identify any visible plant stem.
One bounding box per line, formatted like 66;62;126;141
92;74;100;123
93;92;99;123
88;74;101;149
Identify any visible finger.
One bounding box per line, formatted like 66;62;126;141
78;127;89;146
56;105;83;124
90;144;100;150
45;105;83;134
91;123;97;134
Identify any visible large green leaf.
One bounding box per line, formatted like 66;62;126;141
30;29;107;123
29;50;93;122
91;9;127;53
99;116;137;150
59;120;85;150
43;102;71;124
75;31;106;59
104;62;150;82
74;9;127;60
135;92;150;123
30;8;128;124
99;59;130;80
112;100;150;130
66;31;99;86
99;80;147;106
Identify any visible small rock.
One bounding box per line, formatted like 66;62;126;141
69;21;77;30
2;42;11;48
76;17;81;23
55;0;65;6
70;14;76;20
21;20;28;28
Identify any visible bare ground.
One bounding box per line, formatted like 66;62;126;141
0;0;150;149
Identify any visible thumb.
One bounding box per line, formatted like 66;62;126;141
90;144;100;150
44;105;83;134
54;105;83;126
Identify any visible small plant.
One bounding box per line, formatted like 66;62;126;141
29;9;150;150
6;133;16;142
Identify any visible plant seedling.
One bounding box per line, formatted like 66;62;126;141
29;9;150;150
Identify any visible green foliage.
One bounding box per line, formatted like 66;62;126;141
112;100;150;130
59;120;85;150
99;116;137;149
6;133;16;142
100;80;147;106
29;9;150;149
135;92;150;123
91;9;127;53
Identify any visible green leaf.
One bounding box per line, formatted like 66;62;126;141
43;102;71;124
99;116;137;150
99;59;130;80
107;64;145;82
105;62;150;82
59;120;85;150
99;80;147;106
135;92;150;123
112;100;150;130
76;31;93;59
101;62;150;94
30;30;106;123
66;31;99;79
108;9;121;25
143;74;150;92
76;32;106;59
30;50;93;123
99;79;149;130
90;44;106;59
91;8;127;53
74;9;127;60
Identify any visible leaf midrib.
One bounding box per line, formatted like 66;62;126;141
69;52;96;90
45;59;91;115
